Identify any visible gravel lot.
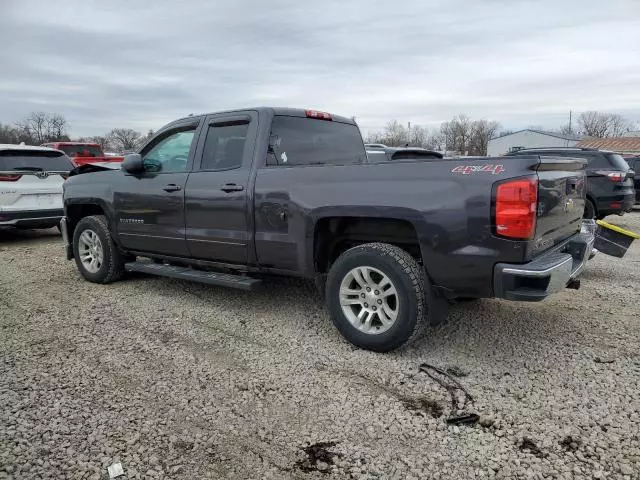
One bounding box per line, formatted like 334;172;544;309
1;212;639;480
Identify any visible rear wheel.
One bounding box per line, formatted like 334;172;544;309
326;243;429;352
584;199;597;219
73;215;125;284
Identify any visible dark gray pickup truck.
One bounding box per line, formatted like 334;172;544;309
61;107;593;351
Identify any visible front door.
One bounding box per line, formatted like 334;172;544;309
114;123;200;256
184;111;258;264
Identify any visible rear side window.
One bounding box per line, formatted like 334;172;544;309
0;150;74;171
605;153;630;170
200;122;249;171
58;145;103;158
269;116;366;166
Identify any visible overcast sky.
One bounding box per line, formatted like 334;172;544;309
1;0;639;137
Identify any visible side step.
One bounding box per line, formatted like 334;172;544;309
124;262;261;291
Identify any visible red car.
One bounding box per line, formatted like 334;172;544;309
42;142;124;167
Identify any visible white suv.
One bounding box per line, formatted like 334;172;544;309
0;144;74;229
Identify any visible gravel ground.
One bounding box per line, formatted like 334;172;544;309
1;212;639;480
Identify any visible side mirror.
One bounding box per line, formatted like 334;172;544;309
122;153;144;173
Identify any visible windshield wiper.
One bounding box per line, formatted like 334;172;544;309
13;166;44;171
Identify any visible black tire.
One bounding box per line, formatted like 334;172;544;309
584;199;597;219
73;215;125;284
325;242;429;352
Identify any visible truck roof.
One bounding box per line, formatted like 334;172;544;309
173;107;357;126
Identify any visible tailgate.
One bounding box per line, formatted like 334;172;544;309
533;156;587;256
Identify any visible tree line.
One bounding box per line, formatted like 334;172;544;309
365;116;501;156
365;111;637;156
0;112;153;153
2;110;636;157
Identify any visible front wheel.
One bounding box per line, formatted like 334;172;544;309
325;243;429;352
73;215;125;284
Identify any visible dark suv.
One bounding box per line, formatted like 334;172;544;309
507;147;635;219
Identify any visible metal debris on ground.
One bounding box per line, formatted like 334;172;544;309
418;363;478;425
107;462;124;478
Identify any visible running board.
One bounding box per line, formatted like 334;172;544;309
124;262;261;291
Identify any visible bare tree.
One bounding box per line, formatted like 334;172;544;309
49;113;68;140
15;112;69;144
383;120;409;146
469;120;501;156
109;128;141;151
135;129;155;150
89;136;112;151
16;112;49;144
441;114;473;154
578;111;634;138
0;123;20;144
608;114;635;137
558;124;576;136
365;121;445;150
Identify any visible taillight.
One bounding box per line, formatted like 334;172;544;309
305;110;332;121
495;177;538;240
597;171;625;182
0;174;21;182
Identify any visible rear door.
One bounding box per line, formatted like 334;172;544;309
184;111;258;264
253;114;367;272
0;150;72;216
113;121;200;256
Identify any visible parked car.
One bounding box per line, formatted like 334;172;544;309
0;144;74;229
365;144;443;163
61;107;592;352
622;155;639;204
507;147;635;219
42;142;124;167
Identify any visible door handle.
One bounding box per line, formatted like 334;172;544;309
221;184;244;193
163;184;182;192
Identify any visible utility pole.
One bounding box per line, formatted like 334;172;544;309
569;110;572;133
407;121;411;146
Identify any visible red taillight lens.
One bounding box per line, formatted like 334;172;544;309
607;172;624;182
596;171;625;182
495;177;538;240
305;110;332;121
0;174;21;182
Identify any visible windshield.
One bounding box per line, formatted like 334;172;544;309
58;145;103;158
0;150;74;171
606;153;630;171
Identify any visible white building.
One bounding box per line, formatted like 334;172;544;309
487;129;580;156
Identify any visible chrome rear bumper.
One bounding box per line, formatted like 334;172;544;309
494;233;594;302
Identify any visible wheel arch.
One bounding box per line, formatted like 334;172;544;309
310;213;431;277
65;200;115;242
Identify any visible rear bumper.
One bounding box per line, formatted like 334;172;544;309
0;209;64;227
494;232;594;302
597;193;635;215
60;217;73;260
